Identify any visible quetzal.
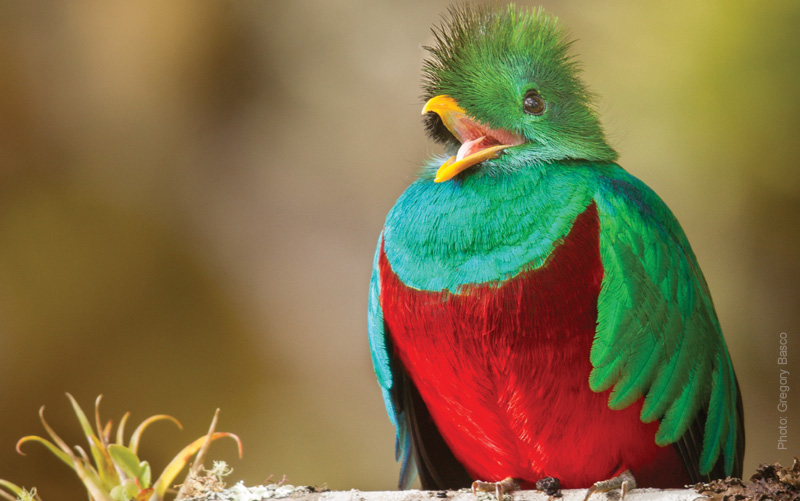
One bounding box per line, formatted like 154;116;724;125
368;5;744;497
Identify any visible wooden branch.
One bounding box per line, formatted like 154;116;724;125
299;488;702;501
183;484;705;501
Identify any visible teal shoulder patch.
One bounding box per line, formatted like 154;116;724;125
383;159;597;292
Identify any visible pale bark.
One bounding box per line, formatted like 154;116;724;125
184;484;705;501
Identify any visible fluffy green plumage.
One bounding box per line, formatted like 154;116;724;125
371;4;741;483
422;5;617;167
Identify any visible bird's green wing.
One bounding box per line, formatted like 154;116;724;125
589;166;740;476
368;232;417;488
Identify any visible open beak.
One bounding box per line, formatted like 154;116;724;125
422;95;525;183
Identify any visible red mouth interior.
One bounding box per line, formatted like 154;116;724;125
452;119;523;160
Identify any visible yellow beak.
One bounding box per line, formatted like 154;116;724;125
421;95;524;183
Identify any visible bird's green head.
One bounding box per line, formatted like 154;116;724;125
421;5;617;182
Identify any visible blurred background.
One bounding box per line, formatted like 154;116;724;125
0;0;798;497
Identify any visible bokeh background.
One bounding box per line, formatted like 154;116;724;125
1;0;798;497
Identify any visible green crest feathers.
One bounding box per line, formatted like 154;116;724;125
421;4;617;164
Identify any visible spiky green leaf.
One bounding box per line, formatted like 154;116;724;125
128;415;181;455
108;445;148;486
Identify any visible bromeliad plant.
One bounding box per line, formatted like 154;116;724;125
0;394;242;501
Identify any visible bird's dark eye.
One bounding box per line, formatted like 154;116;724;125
523;89;545;116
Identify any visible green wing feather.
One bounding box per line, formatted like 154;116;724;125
590;168;740;476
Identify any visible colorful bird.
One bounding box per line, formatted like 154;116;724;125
368;5;744;498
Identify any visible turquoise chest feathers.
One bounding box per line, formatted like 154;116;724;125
383;159;606;292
